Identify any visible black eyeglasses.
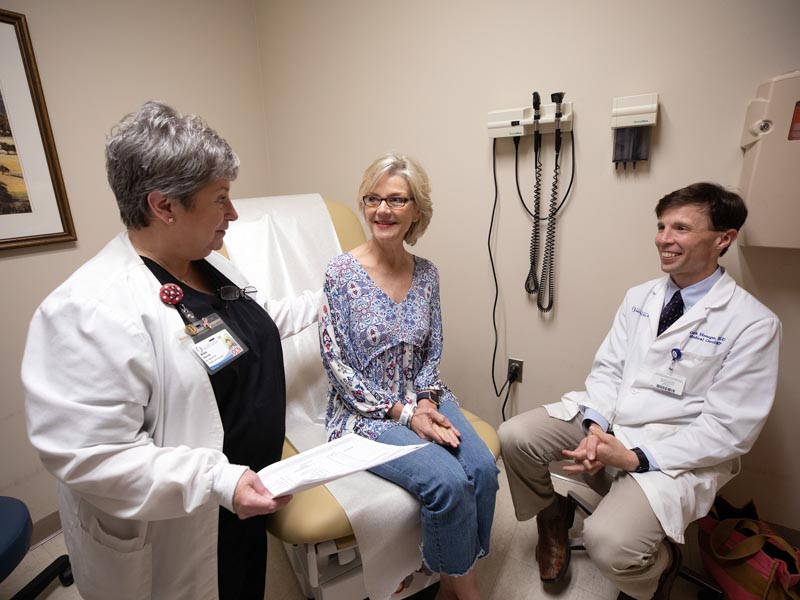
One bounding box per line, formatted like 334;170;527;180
216;285;257;301
361;195;415;208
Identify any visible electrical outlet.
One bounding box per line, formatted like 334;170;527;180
507;358;524;383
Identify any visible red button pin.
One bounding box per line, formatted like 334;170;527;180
159;283;184;305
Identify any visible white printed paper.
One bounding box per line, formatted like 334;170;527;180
258;434;426;497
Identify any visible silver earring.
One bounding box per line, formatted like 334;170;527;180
168;217;175;224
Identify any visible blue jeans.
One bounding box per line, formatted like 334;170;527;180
369;401;499;575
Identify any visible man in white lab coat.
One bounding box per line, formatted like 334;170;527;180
498;182;781;600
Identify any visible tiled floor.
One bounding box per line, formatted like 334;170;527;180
1;460;712;599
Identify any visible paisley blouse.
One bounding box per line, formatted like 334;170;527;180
319;252;455;441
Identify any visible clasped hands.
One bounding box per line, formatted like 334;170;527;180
411;401;461;448
562;424;639;475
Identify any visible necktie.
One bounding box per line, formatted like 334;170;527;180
658;290;684;336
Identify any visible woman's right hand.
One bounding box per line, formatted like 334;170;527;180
410;406;461;448
232;469;293;519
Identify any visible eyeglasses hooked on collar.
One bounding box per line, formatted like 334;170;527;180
361;195;415;208
216;285;257;301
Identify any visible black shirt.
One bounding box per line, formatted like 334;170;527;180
142;257;285;471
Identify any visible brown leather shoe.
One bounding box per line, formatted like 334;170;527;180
535;493;575;582
617;539;682;599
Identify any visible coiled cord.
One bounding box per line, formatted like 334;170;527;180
525;140;543;294
518;131;576;310
537;155;559;312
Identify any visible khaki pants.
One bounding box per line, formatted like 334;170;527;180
498;407;672;599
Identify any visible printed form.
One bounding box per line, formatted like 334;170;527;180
258;434;426;497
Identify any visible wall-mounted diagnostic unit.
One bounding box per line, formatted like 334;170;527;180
610;93;659;169
485;91;577;406
486;92;575;314
738;70;800;249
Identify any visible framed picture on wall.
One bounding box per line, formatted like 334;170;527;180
0;8;75;251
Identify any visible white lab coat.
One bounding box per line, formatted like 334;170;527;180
546;271;781;542
22;232;320;600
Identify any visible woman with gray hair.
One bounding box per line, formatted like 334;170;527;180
319;153;499;599
22;101;317;600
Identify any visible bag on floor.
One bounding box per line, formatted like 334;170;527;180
698;496;800;600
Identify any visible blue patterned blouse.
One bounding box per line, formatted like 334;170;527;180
319;252;456;441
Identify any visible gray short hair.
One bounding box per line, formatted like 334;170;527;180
106;101;240;229
357;152;432;245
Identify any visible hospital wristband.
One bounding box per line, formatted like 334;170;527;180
399;403;416;429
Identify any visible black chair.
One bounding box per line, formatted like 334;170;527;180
567;491;723;600
0;496;73;600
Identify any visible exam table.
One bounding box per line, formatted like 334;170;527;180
225;196;500;600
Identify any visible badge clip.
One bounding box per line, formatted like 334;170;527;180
669;348;682;372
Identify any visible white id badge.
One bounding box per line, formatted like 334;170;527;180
185;313;248;374
652;371;686;396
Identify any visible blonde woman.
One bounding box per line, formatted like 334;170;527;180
319;153;498;599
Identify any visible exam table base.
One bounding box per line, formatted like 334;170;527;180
282;540;438;600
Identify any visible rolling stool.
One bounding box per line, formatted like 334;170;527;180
0;497;73;600
567;491;723;600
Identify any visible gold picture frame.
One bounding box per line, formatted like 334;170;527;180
0;8;75;250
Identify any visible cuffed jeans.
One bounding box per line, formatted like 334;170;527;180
369;401;499;576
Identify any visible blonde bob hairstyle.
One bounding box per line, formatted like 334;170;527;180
357;152;432;246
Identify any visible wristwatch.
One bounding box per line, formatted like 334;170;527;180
416;390;441;407
631;447;650;473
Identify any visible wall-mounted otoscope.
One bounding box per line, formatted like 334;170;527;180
552;92;564;154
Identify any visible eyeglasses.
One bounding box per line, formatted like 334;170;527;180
216;285;257;301
361;195;415;208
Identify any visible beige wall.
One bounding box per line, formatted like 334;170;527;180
253;0;800;528
0;0;269;522
2;0;798;535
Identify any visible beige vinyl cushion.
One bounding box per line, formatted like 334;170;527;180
324;198;366;251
